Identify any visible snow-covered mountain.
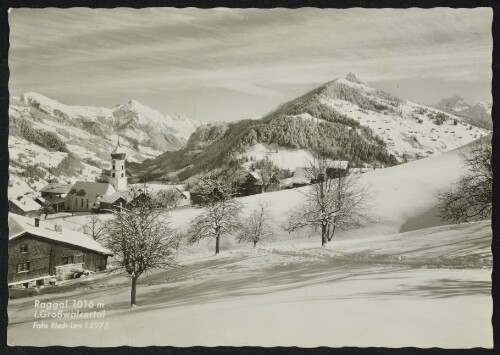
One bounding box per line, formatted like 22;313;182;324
312;74;490;161
434;95;470;112
8;93;201;198
137;73;490;182
434;95;492;130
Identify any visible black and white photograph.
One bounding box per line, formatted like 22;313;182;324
5;6;494;348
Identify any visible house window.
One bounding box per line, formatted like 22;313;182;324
86;199;89;209
17;262;30;273
81;198;83;207
121;173;124;177
112;173;115;177
20;244;28;253
112;164;115;170
62;256;74;265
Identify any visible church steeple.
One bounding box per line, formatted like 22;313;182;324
108;136;127;191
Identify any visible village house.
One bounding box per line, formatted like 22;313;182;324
8;213;112;288
8;195;44;217
95;191;129;212
39;183;73;212
326;160;350;179
291;167;311;187
288;160;350;188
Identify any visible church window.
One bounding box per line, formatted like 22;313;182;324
112;173;115;177
112;164;115;170
122;173;124;177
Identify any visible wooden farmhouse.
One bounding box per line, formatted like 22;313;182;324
8;213;112;288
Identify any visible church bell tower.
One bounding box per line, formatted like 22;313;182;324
108;136;127;191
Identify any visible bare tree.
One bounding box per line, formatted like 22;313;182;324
83;213;106;243
187;172;241;255
438;141;492;223
105;185;180;306
284;155;370;246
237;201;275;248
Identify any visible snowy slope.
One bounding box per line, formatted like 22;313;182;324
13;142;492;348
8;220;492;347
19;92;201;143
434;95;493;130
234;73;490;172
149;144;466;247
317;75;490;161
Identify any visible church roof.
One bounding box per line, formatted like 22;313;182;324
40;183;73;195
69;181;116;198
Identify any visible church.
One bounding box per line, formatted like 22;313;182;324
65;139;128;212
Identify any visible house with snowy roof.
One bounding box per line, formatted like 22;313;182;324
40;183;73;212
8;213;112;287
8;195;44;217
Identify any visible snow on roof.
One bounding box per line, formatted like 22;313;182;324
40;183;73;194
330;160;349;169
100;190;129;203
69;181;116;198
9;196;43;212
8;213;112;255
129;183;186;196
248;171;262;181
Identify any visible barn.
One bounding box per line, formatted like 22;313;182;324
40;183;73;212
8;213;112;288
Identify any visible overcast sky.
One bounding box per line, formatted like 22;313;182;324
9;7;492;122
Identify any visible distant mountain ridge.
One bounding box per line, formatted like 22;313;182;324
433;95;492;130
136;73;490;183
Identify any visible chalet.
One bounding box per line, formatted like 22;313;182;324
238;171;264;196
9;196;44;217
8;213;112;288
130;183;191;207
326;160;350;179
292;167;311;187
40;183;73;212
95;191;129;212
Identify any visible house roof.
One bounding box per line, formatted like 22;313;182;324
129;183;187;198
40;183;73;195
330;160;349;169
100;190;129;203
69;181;116;198
9;196;43;212
8;213;112;255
